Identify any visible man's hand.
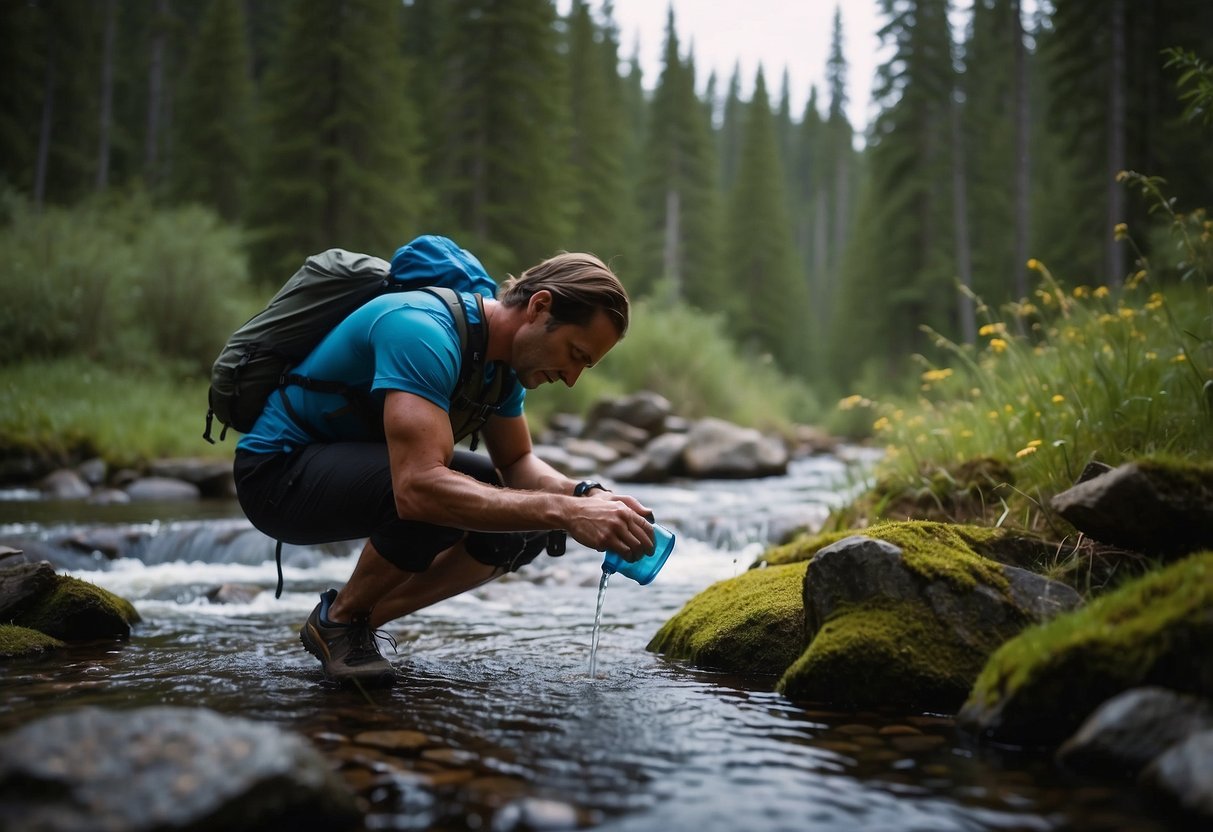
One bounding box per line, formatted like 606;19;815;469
566;490;655;561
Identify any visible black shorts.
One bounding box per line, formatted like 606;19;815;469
233;444;557;573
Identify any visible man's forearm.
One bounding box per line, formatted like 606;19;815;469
497;450;577;495
394;462;577;532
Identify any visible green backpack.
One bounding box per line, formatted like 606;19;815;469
204;237;512;447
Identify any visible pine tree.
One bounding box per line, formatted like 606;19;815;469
636;9;724;306
830;0;956;384
246;0;426;282
564;0;630;264
171;0;253;221
718;63;744;191
430;0;571;275
726;69;808;374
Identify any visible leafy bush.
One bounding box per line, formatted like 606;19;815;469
523;298;825;433
0;190;253;372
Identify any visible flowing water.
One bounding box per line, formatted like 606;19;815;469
0;451;1172;831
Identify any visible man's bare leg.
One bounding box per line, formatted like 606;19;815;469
367;542;500;628
326;538;500;628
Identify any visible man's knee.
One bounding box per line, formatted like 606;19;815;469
465;530;565;573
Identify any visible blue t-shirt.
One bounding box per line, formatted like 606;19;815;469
237;290;524;454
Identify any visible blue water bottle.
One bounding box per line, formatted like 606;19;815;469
602;522;676;585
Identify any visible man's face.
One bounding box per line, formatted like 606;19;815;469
511;293;620;390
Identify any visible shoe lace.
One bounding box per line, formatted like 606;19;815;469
347;615;397;662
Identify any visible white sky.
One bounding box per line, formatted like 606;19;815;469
570;0;887;132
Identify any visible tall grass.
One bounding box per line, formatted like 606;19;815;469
842;183;1213;522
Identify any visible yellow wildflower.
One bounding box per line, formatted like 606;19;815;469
1145;292;1164;311
921;368;954;383
960;430;974;438
1052;394;1065;404
1094;286;1110;299
1004;404;1014;413
1072;286;1090;299
989;338;1008;353
838;394;868;411
978;323;1006;337
1027;258;1041;271
1146;351;1158;360
873;416;891;431
987;411;999;420
1113;222;1129;241
1016;446;1038;458
1171;352;1188;364
1118;307;1135;320
1027;439;1043;447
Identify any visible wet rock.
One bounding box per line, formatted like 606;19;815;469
1139;729;1213;823
682;418;788;479
580;417;649;456
205;583;263;604
352;729;430;753
87;487;131;505
38;468;91;499
959;551;1213;746
125;476;202;501
1050;460;1213;559
562;438;620;467
9;569;140;641
531;444;596;478
0;705;361;832
647;562;808;675
1057;687;1213;778
776;528;1079;711
148;457;236;498
491;796;588;831
76;457;108;486
0;623;65;657
586;391;673;437
0;561;57;620
545;412;585;439
65;527;145;559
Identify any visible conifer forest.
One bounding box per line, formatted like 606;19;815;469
3;0;1211;395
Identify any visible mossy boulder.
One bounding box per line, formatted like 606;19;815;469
958;551;1213;747
1050;459;1213;559
2;563;141;645
776;534;1079;710
647;562;807;675
648;521;1078;712
0;624;66;658
756;519;1052;573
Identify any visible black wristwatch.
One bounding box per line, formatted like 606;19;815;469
574;480;609;497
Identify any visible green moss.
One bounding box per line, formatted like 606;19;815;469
647;563;808;675
759;520;1018;594
1133;456;1213;504
777;598;985;709
962;550;1213;745
14;574;141;641
0;624;66;658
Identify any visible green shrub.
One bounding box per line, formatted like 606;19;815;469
1;190;254;372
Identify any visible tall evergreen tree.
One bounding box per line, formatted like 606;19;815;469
171;0;253;222
431;0;571;274
637;9;723;306
564;0;630;264
718;63;744;191
246;0;426;281
830;0;956;384
726;69;808;373
1042;0;1213;284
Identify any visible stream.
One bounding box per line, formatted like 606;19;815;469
0;451;1170;831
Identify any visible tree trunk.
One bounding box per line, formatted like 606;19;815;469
34;20;56;211
145;0;168;186
1106;0;1127;285
95;0;117;191
1011;0;1030;301
663;187;681;297
951;84;975;345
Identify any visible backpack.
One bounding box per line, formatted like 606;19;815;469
203;235;512;447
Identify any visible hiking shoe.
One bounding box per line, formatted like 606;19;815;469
300;589;396;685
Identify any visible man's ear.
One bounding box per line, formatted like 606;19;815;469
526;289;552;321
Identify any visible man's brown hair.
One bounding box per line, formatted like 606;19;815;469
499;252;629;336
